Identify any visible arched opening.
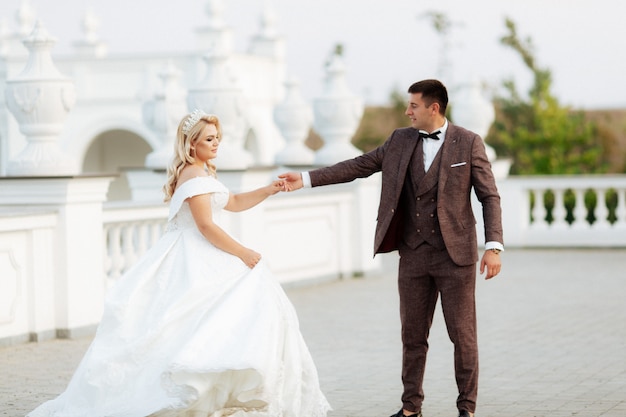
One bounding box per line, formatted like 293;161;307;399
82;129;152;201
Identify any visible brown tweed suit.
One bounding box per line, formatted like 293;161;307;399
309;124;503;413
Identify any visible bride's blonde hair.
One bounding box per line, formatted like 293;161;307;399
162;113;221;202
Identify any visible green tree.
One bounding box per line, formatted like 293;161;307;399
487;18;605;175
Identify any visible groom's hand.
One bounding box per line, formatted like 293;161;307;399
278;172;303;191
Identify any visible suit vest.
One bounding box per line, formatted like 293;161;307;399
400;139;445;250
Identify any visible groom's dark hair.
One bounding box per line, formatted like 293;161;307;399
408;79;448;115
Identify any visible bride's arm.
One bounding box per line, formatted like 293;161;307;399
224;180;285;212
188;194;261;268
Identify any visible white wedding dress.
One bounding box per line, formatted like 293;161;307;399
28;176;331;417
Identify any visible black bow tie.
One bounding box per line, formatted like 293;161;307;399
418;130;441;140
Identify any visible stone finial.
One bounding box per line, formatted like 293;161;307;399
15;0;36;36
74;10;107;58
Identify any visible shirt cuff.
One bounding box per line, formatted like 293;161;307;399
485;241;504;252
301;171;312;188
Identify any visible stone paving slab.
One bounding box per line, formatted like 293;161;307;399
2;249;625;417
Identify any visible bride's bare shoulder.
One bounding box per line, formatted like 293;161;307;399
175;166;209;191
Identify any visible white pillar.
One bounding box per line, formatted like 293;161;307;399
0;175;114;338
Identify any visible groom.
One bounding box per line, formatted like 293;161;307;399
280;79;503;417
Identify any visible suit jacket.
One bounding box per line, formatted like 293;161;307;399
309;124;503;266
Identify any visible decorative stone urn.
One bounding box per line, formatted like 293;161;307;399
187;51;252;170
451;79;511;178
451;79;496;160
274;77;314;166
312;54;363;166
143;62;188;169
4;21;78;176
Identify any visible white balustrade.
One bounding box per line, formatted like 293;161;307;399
102;203;168;288
486;176;626;248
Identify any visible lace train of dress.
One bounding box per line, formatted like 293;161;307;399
28;176;331;417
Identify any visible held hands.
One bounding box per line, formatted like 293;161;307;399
277;172;303;191
480;250;502;280
267;180;287;195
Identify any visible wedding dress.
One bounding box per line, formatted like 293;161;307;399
28;176;331;417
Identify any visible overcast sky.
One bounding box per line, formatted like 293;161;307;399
1;0;623;110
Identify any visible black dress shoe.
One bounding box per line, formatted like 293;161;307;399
458;410;471;417
390;409;423;417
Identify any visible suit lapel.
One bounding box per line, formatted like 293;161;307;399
394;130;420;198
438;124;460;193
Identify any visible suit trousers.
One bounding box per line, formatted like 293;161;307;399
398;241;478;413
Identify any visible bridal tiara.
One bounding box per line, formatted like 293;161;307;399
182;109;208;136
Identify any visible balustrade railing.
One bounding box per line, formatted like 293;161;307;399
495;175;626;247
102;203;168;288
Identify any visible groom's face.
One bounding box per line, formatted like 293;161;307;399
405;93;435;131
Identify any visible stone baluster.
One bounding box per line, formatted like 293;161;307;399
143;62;188;169
4;20;78;176
274;77;314;166
312;54;363;166
187;51;252;170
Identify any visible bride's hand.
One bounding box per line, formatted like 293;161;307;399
240;248;262;268
267;180;287;195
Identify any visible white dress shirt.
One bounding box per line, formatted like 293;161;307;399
419;119;447;172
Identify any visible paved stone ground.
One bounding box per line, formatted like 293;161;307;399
2;249;625;417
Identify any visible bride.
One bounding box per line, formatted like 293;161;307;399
27;110;331;417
